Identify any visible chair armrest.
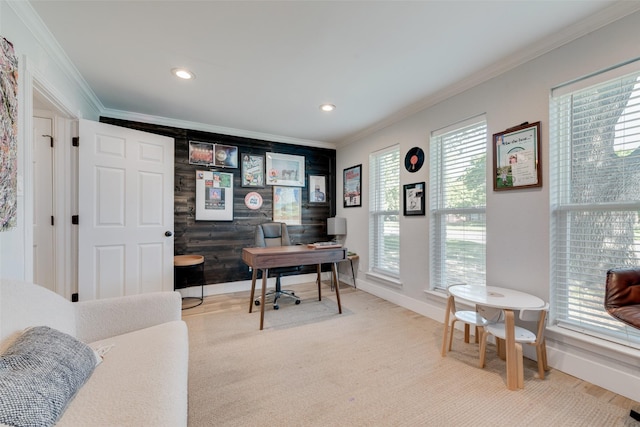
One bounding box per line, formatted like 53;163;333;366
74;291;182;343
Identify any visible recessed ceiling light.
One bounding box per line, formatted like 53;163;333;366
171;68;195;80
320;104;336;112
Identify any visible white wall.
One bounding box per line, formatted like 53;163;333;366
0;1;100;281
336;11;640;401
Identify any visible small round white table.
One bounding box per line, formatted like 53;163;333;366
442;284;545;390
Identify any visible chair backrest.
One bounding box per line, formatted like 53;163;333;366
519;303;549;340
255;222;291;248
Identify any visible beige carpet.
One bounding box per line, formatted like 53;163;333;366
184;284;638;426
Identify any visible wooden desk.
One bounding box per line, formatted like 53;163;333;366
242;246;347;330
442;285;545;390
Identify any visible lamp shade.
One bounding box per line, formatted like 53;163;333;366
327;217;347;236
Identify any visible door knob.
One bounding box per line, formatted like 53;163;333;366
165;231;173;237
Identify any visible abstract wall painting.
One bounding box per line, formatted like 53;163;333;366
0;37;18;232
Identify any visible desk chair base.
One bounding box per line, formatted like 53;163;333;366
254;289;301;310
254;277;300;310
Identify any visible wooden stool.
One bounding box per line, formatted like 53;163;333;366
174;255;205;309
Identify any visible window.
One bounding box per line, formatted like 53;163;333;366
369;145;400;278
550;60;640;347
430;118;487;290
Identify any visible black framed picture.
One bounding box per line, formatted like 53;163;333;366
309;175;327;204
343;164;362;208
241;153;265;187
403;182;425;216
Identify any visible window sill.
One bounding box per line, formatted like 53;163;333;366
365;271;402;288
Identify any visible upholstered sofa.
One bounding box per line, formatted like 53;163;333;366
0;279;188;426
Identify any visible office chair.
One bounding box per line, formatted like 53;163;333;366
253;222;302;310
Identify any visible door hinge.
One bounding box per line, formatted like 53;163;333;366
51;216;54;226
72;215;79;225
43;135;53;148
72;137;79;147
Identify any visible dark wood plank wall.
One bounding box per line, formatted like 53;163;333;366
100;117;336;285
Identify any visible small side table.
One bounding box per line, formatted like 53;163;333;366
331;254;359;290
174;255;205;309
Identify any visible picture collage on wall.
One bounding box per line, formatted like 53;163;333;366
194;150;314;222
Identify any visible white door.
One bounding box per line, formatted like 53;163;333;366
78;119;174;300
33;116;55;292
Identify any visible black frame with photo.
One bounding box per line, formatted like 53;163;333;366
240;153;265;187
308;175;327;204
213;144;238;168
403;182;425;216
343;164;362;208
188;140;214;166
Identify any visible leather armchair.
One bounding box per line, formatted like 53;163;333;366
604;267;640;329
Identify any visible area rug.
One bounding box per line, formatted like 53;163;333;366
184;285;637;426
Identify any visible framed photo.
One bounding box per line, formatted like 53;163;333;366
343;164;362;208
189;141;214;166
195;170;234;221
493;121;541;191
403;182;425;216
241;153;265;187
266;152;305;187
309;175;327;204
273;186;302;225
213;144;238;168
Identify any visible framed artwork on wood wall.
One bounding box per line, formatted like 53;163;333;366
241;153;265;187
309;175;327;204
266;152;305;187
195;170;234;221
273;186;302;225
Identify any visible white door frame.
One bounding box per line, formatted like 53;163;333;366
25;68;79;299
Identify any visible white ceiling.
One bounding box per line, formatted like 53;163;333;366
28;1;638;145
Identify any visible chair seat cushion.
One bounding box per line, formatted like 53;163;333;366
454;311;489;326
485;322;536;343
607;304;640;329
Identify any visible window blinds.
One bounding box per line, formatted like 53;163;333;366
430;118;487;290
550;63;640;347
369;145;400;278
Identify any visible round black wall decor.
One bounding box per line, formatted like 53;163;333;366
404;147;424;172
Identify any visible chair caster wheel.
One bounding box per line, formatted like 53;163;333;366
295;300;301;305
274;304;279;310
254;300;260;306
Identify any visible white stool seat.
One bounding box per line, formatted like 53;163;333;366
454;310;490;326
485;323;537;343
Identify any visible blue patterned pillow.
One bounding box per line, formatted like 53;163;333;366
0;326;97;427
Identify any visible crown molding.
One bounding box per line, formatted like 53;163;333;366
339;1;640;147
8;0;103;117
102;108;337;150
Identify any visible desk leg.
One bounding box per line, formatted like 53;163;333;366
504;309;519;390
259;268;268;331
316;264;322;301
332;263;342;314
248;268;258;313
441;295;453;357
350;259;357;288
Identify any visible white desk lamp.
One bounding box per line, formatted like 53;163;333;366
327;217;347;244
